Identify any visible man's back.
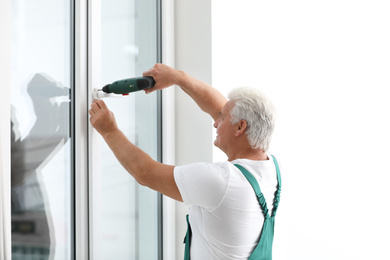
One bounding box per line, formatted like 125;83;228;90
174;156;278;259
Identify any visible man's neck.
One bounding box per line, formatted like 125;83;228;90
227;149;268;162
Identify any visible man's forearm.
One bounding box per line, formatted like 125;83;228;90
176;70;227;121
89;99;182;201
102;129;150;183
144;64;227;121
102;129;181;201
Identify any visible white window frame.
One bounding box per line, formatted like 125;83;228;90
160;0;176;259
0;0;11;259
74;0;90;258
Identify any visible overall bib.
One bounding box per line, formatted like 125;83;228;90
183;155;282;260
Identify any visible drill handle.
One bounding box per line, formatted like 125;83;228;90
137;76;156;90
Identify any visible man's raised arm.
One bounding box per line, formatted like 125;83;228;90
143;64;227;122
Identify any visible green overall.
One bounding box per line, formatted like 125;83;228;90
183;155;282;260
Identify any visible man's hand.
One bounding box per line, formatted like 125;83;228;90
142;63;184;94
89;99;119;137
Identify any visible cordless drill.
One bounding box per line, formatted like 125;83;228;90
100;76;155;95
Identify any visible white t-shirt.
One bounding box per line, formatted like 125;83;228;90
174;155;279;260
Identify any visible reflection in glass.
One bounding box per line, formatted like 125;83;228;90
100;0;161;259
10;1;73;260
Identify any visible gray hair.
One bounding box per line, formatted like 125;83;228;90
228;87;276;151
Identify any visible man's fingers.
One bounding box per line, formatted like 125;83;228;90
143;70;151;77
90;102;100;113
144;86;156;94
143;65;155;77
96;99;108;110
92;99;108;110
90;100;106;118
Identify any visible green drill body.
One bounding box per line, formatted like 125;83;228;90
102;76;155;95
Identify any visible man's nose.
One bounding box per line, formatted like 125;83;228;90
213;121;218;128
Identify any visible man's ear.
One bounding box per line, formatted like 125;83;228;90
235;120;247;137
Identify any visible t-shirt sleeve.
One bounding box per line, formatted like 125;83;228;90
174;162;230;210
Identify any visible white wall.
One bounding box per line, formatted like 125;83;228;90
212;0;390;259
173;0;213;259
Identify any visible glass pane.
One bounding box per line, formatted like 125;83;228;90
99;0;161;259
10;0;73;260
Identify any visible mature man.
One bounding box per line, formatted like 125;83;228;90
89;63;281;260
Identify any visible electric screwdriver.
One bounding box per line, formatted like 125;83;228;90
101;76;155;95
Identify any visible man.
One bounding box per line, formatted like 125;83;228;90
89;63;281;260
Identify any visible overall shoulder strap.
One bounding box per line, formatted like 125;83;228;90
234;164;270;219
235;156;282;260
270;155;282;217
270;155;282;187
183;214;191;260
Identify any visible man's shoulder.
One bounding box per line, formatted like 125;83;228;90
175;160;234;176
174;161;234;208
